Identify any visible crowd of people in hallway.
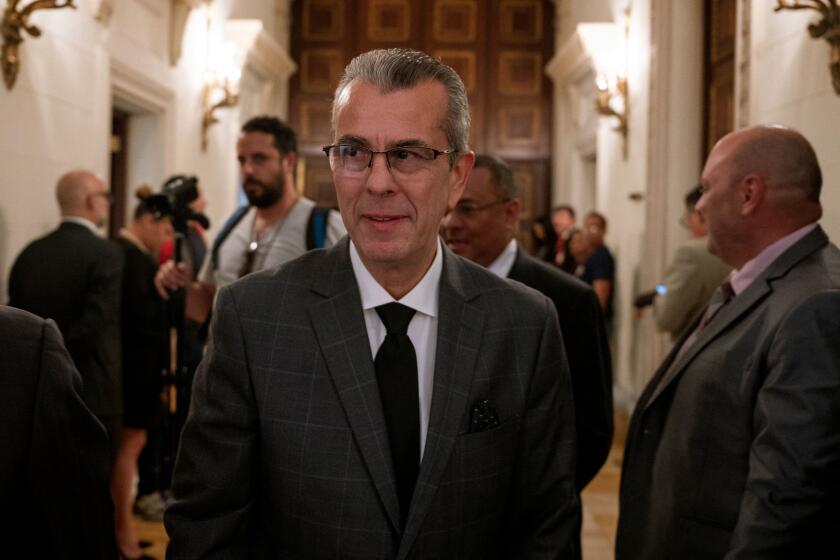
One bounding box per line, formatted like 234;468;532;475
530;205;616;335
2;47;838;559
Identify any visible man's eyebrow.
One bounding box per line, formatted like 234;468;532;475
335;135;369;146
392;139;429;148
334;136;431;149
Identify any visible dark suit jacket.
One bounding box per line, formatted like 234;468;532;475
0;306;117;558
117;237;168;429
166;238;580;559
617;226;840;559
8;221;123;420
508;248;613;490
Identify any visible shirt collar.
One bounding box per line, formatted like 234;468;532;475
487;238;518;279
119;228;151;254
729;222;818;295
61;216;100;235
349;239;442;318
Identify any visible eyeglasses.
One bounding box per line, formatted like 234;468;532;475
322;144;455;175
88;191;114;204
444;199;509;219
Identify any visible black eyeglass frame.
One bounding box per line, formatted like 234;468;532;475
88;191;115;204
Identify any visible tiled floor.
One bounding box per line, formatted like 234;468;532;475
580;410;628;560
134;516;168;559
133;411;628;559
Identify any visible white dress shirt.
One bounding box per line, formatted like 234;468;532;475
61;216;100;235
486;238;518;279
729;222;818;295
349;240;442;460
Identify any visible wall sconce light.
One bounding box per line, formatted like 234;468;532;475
201;64;239;151
595;73;628;158
578;18;630;159
775;0;840;95
1;0;76;90
200;0;240;151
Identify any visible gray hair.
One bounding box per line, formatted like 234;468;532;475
474;154;517;200
332;48;471;164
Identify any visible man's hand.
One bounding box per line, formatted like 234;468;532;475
633;290;657;310
155;260;191;299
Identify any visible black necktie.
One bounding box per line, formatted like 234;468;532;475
374;302;419;524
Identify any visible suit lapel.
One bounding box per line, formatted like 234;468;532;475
507;248;533;285
641;226;829;412
307;239;401;531
397;248;485;559
641;280;771;411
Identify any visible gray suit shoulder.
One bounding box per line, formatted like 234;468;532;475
0;305;48;341
780;239;840;291
814;240;840;283
217;244;349;321
450;252;558;323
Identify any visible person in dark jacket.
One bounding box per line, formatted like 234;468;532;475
112;187;174;560
0;305;118;559
8;170;123;451
442;154;613;557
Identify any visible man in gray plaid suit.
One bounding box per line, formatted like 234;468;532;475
165;48;580;559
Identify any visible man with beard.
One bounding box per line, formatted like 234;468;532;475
156;116;346;315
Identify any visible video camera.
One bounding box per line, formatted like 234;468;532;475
161;175;211;234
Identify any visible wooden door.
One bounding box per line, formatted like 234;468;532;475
109;109;130;239
703;0;736;158
290;0;554;242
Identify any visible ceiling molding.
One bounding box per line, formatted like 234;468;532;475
225;19;297;81
170;0;203;66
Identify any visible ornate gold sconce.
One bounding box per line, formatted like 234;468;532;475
201;77;238;151
595;74;629;159
578;7;631;159
199;0;240;151
1;0;76;90
775;0;840;95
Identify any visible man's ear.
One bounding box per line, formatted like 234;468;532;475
505;198;521;229
84;192;97;214
447;150;475;207
283;152;298;175
740;173;765;216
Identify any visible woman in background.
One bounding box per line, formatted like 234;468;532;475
112;187;174;560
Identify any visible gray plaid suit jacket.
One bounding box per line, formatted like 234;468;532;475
166;238;580;559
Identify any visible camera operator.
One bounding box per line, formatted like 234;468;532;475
154;116;346;314
160;175;207;282
133;175;209;522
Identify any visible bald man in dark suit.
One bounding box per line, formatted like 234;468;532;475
8;170;123;448
617;125;840;558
